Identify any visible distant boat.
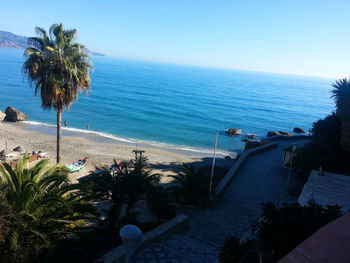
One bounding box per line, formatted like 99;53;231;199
66;157;87;173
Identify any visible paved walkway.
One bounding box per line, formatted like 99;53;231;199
135;139;310;263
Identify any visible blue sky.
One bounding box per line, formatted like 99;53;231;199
1;0;349;78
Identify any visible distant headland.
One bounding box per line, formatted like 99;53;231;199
0;30;105;56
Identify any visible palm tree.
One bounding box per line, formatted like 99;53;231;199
0;156;96;262
118;157;161;221
86;156;161;226
169;163;209;205
23;24;93;163
331;78;350;152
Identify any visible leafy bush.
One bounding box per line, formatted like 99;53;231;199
0;157;97;263
219;201;342;263
312;113;342;142
147;187;175;222
169;163;210;205
255;201;342;262
219;238;260;263
86;156;161;227
294;113;350;177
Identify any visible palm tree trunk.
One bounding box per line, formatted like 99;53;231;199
56;110;62;163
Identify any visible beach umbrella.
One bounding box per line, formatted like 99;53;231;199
13;146;22;152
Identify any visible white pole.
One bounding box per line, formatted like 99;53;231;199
209;132;218;199
285;143;297;197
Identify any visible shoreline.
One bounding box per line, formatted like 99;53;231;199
0;122;234;183
23;120;234;158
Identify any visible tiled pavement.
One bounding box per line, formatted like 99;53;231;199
135;139;310;263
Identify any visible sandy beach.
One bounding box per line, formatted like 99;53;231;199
0;122;231;184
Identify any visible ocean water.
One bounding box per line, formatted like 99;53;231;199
0;47;335;154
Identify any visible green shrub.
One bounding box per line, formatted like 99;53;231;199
255;201;342;262
147;187;175;221
219;201;342;263
219;238;260;263
294;113;350;178
169;163;210;205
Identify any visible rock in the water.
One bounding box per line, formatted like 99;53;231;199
224;156;231;160
247;134;256;139
278;131;293;136
227;128;242;136
4;106;28;122
293;127;305;133
245;140;262;150
0;111;5;121
267;131;280;137
267;131;293;137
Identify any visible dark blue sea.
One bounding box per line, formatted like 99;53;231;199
0;47;335;155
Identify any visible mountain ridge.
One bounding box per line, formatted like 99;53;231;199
0;30;104;56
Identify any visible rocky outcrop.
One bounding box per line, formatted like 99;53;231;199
279;131;293;136
0;111;5;121
267;131;293;137
245;140;262;150
267;131;279;137
293;127;306;133
4;106;28;122
227;128;242;136
247;134;256;139
244;140;270;150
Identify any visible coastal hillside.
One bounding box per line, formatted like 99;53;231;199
0;31;27;48
0;30;104;56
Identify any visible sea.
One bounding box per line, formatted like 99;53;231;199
0;47;335;156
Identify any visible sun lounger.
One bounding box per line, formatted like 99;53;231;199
5;153;17;158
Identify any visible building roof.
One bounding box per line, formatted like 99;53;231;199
279;212;350;263
298;170;350;212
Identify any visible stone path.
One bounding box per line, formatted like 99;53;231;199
135;139;310;263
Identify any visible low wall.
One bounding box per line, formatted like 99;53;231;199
212;142;278;202
267;135;311;141
95;214;189;263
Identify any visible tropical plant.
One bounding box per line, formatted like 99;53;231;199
86;156;161;227
23;24;93;163
86;161;124;228
119;157;161;220
331;78;350;152
219;238;261;263
0;157;97;263
219;201;342;263
254;201;342;262
169;163;209;205
294;113;350;178
312;113;342;142
146;186;175;222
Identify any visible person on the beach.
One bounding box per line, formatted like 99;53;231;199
64;120;67;127
86;125;90;130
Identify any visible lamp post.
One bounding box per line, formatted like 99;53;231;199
120;225;142;263
285;143;297;197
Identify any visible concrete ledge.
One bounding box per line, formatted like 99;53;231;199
267;135;311;141
212;142;278;202
95;215;189;263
